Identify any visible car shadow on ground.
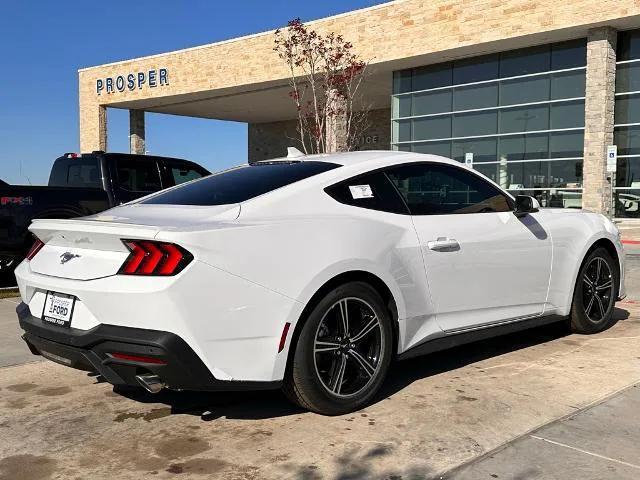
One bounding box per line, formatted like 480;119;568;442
111;307;630;421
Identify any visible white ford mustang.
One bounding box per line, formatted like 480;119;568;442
14;150;625;415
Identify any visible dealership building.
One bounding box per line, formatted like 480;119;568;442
79;0;640;217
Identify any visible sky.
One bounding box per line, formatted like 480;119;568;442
0;0;383;185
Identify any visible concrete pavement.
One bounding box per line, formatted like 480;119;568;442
0;297;36;368
1;303;640;479
447;384;640;479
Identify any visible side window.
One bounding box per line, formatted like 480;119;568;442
385;163;513;215
170;164;206;185
116;159;162;192
325;172;408;214
49;158;101;188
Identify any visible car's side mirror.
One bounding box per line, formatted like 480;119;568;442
514;195;540;217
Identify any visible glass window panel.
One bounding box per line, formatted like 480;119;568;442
396;143;412;152
615;95;640;125
452;111;497;137
395;119;412;142
615;158;640;187
549;159;583;187
500;44;551;78
498;134;549;161
615;63;640;93
549;130;584;158
453;54;499;84
452;138;497;163
413;116;451;141
500;105;549;133
550;100;585;129
505;188;582;209
393;95;412;118
505;161;549;188
413;63;452;90
412;90;452;116
412;141;452;158
615;189;640;218
500;76;550;105
386;163;512;215
551;39;587;69
617;30;640;62
614;125;640;155
473;163;500;185
393;70;412;94
550;70;586;99
454;83;498;110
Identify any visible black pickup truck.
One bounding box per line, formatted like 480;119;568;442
0;151;209;276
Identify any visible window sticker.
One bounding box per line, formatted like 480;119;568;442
349;184;374;199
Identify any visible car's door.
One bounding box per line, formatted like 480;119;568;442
385;162;552;332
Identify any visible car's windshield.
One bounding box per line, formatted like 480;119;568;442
141;161;340;206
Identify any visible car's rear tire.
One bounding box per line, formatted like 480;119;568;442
570;247;619;334
283;281;394;415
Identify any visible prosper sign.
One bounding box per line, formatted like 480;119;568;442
96;68;169;95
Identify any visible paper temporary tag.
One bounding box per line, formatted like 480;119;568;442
349;185;374;199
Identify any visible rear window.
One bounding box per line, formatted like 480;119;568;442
142;161;340;206
49;157;102;188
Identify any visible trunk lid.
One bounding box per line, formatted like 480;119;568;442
27;204;240;281
28;218;159;280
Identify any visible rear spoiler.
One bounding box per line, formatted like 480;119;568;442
29;218;160;252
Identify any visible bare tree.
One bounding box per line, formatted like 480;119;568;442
274;18;371;154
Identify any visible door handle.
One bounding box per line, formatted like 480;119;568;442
427;237;460;252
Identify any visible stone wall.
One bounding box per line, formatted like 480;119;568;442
582;27;617;215
248;108;391;163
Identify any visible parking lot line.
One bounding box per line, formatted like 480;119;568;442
529;435;640;470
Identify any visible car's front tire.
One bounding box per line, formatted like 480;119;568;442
570;247;619;334
283;281;394;415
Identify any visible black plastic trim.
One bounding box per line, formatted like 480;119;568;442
398;314;567;361
17;302;281;392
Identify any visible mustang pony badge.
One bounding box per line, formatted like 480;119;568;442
59;252;81;264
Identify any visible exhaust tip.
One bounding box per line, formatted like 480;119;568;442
135;374;165;394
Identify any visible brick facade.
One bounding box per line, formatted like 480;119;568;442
78;0;640;214
248;108;390;163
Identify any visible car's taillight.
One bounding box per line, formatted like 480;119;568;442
119;240;193;276
25;238;45;261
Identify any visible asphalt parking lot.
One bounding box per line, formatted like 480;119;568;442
1;252;640;479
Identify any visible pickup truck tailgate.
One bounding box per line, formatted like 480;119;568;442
28;219;160;280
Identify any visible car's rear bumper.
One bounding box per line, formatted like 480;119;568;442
17;302;281;392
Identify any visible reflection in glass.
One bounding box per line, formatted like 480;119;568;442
614;94;640;125
498;134;548;161
615;158;640;187
501;76;550;105
453;111;497;137
413;90;452;116
615;189;640;217
413;116;452;141
452;138;497;163
454;83;498;110
507;188;582;209
500;105;549;133
615;63;640;94
550;100;585;129
614;125;640;156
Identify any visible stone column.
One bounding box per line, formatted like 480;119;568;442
79;104;107;153
129;110;146;155
325;89;348;153
582;27;617;215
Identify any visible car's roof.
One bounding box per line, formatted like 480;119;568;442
258;150;462;168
